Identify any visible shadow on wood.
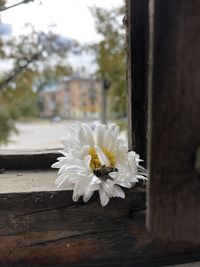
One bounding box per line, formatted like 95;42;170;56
0;171;200;267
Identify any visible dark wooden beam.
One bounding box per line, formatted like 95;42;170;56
126;0;149;162
147;0;200;242
0;171;200;266
0;149;60;170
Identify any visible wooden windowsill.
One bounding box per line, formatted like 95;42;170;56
0;149;61;170
0;169;200;266
0;170;59;193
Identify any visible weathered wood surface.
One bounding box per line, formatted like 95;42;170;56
167;263;200;267
147;0;200;242
0;149;60;170
126;0;149;162
0;171;200;266
0;170;59;193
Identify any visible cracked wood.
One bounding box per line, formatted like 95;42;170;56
0;170;200;266
147;0;200;242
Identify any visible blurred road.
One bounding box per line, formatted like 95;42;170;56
0;120;127;149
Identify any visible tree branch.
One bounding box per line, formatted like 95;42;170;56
0;52;41;91
0;0;34;12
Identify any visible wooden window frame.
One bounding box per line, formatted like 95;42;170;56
147;0;200;243
1;1;200;266
0;149;60;170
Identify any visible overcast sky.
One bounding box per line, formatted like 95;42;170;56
1;0;123;73
1;0;123;42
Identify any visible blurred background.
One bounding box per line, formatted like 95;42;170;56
0;0;127;149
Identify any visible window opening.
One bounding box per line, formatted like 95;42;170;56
0;0;127;152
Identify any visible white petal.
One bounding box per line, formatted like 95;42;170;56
57;179;74;189
95;124;106;146
83;189;94;202
99;185;110;207
58;165;67;174
113;125;120;136
94;145;110;167
136;174;147;180
83;124;94;145
108;171;118;179
89;175;101;186
55;172;71;184
51;161;61;168
111;185;125;199
84;155;92;170
78;124;94;145
103;126;113;149
73;182;81;202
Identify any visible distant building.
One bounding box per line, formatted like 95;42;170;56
39;77;102;120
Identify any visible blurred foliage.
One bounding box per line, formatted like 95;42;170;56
0;0;5;7
35;64;73;92
90;5;126;119
4;24;78;70
0;70;37;117
0;0;5;57
0;1;126;144
0;16;76;143
0;110;16;144
0;69;37;143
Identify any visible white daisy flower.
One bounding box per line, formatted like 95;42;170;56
52;123;147;207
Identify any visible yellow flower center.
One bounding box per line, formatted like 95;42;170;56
88;146;116;171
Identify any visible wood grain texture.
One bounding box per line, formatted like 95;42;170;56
126;0;149;161
0;171;200;266
0;149;60;170
166;263;200;267
147;0;200;242
0;170;58;193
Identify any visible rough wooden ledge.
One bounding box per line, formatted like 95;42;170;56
0;170;59;193
0;149;61;170
0;170;200;266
